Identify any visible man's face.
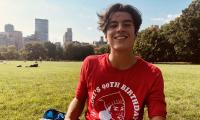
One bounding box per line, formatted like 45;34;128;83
109;103;125;120
105;11;136;52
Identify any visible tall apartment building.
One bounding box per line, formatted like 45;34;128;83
0;24;23;50
35;18;48;41
0;32;9;46
93;36;107;46
4;24;14;32
63;28;72;45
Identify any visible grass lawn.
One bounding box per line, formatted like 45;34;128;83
0;61;199;120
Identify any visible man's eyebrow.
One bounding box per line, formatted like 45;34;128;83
109;21;118;24
109;19;133;23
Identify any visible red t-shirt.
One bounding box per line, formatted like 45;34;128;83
75;54;166;120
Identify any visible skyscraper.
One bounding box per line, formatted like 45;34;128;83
0;24;23;50
63;28;72;45
35;18;48;41
5;24;14;32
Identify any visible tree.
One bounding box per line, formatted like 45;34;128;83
178;0;200;63
0;52;5;60
0;46;7;52
79;44;94;60
134;25;175;62
64;43;94;60
24;43;47;60
2;45;20;60
55;45;64;60
95;44;110;55
0;46;7;60
44;42;57;60
135;0;200;63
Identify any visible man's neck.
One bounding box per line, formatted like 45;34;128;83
108;51;137;70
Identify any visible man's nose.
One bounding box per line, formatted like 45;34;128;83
116;23;125;31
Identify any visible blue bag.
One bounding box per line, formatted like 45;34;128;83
42;108;65;120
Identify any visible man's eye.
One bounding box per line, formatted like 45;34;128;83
108;24;117;28
123;23;133;27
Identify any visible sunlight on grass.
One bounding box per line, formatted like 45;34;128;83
0;61;199;119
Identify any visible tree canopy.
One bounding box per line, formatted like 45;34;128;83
134;0;200;63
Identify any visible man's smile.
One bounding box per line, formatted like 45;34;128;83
113;35;128;40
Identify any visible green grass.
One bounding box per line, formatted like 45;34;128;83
0;61;199;120
158;64;200;120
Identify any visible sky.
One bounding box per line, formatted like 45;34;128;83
0;0;193;44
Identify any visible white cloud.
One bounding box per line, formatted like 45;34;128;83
151;18;165;21
79;13;93;19
87;27;93;30
165;14;181;23
151;13;181;23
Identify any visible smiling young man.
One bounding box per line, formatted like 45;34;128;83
65;3;167;120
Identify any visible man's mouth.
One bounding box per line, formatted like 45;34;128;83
114;35;128;40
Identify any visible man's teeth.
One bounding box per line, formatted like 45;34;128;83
115;36;127;39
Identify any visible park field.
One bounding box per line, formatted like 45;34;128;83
0;61;199;120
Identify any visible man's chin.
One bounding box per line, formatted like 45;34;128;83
112;46;132;52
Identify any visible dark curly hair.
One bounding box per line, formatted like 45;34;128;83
97;3;142;34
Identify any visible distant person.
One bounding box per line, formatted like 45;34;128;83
39;57;42;62
29;63;38;67
65;3;166;120
16;65;22;67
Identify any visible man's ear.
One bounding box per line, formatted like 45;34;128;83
105;35;110;45
105;33;107;40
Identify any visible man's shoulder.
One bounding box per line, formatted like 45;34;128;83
84;54;108;63
137;57;161;74
82;54;108;73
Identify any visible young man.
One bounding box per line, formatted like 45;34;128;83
65;3;167;120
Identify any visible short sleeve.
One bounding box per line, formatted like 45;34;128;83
146;69;167;118
75;57;89;102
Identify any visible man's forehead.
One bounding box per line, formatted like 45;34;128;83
109;19;133;23
110;11;132;17
109;12;133;22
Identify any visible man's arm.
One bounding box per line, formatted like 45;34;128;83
147;69;167;119
64;97;85;120
150;116;166;120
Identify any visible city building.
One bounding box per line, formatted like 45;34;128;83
23;34;42;45
9;31;23;50
35;18;48;41
63;28;72;45
93;36;107;46
55;42;61;48
0;24;23;50
4;24;14;32
0;32;9;46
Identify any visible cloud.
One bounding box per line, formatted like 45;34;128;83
151;18;165;21
87;27;93;30
79;13;93;19
165;14;181;22
151;13;181;23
